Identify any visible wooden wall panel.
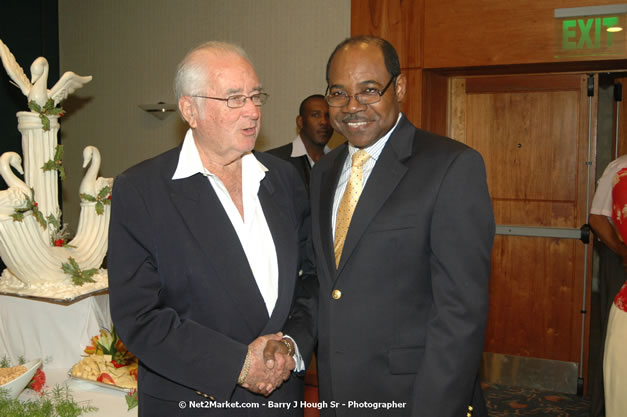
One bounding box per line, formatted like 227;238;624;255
615;78;627;157
400;68;423;128
424;0;627;69
351;0;423;68
421;70;449;136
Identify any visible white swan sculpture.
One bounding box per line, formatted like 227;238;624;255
0;40;110;287
0;147;111;284
0;39;92;107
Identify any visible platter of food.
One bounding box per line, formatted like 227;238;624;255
68;326;137;392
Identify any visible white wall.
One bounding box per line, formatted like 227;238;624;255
58;0;350;228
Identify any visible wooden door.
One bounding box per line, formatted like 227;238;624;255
614;77;627;157
450;74;596;372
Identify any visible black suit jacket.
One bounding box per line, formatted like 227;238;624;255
285;115;495;417
108;147;310;416
266;143;312;194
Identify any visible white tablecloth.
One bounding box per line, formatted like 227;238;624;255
0;293;111;370
2;293;137;415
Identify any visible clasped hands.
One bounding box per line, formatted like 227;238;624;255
238;332;295;396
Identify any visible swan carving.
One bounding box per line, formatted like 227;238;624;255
0;147;111;285
0;153;30;196
0;153;30;217
0;38;92;107
0;41;108;288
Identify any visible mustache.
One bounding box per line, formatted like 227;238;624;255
342;115;370;123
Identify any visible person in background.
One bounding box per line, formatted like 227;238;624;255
266;35;495;417
604;166;627;417
266;94;333;193
589;154;627;417
108;41;309;416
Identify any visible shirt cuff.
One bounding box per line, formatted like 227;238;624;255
283;335;306;373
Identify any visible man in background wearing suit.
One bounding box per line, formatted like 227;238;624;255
108;41;307;416
266;94;333;193
266;36;495;417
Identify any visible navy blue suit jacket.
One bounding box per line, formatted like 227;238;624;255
108;147;310;416
266;143;312;194
285;115;495;417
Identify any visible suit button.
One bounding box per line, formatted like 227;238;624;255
331;289;342;299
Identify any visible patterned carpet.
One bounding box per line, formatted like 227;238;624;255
483;383;591;417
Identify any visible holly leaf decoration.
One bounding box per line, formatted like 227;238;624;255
41;145;66;180
98;185;112;200
80;185;112;215
80;193;97;203
46;213;61;230
10;212;24;222
28;98;65;131
41;160;56;171
43;98;65;116
10;190;46;229
61;256;98;286
33;207;47;229
39;113;50;131
28;101;42;113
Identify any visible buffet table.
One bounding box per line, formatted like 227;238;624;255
1;292;136;415
18;368;137;416
0;292;111;370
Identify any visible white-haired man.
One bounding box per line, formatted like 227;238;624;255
108;41;309;416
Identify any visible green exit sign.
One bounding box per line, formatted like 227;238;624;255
555;14;626;58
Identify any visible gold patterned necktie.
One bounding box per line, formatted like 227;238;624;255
334;149;371;267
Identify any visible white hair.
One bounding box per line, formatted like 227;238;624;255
173;41;251;101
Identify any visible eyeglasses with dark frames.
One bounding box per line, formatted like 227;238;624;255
325;76;397;107
191;92;269;108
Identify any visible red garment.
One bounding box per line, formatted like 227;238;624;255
611;168;627;312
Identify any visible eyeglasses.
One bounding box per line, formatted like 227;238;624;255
191;92;269;108
325;76;397;107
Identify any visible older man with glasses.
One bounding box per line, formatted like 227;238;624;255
108;41;310;417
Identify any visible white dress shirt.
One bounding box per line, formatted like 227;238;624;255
172;129;279;315
331;113;402;238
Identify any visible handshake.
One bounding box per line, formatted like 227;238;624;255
238;332;296;396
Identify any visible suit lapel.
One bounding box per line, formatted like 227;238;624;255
257;176;296;333
335;117;415;277
293;155;311;187
168;172;269;335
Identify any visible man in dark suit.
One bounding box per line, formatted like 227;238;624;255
266;95;333;193
108;41;307;416
266;36;495;417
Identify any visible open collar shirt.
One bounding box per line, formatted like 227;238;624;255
172;129;278;315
